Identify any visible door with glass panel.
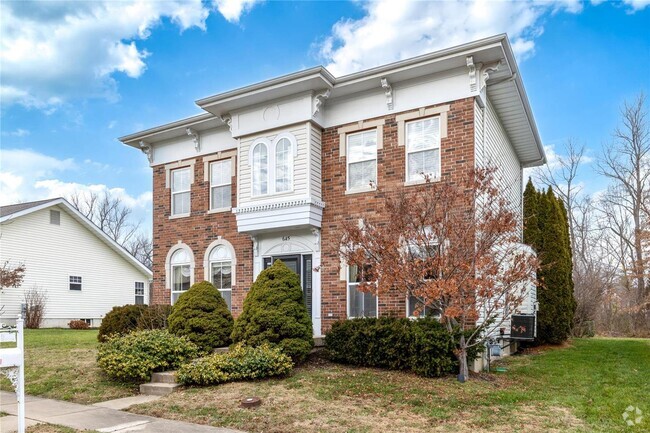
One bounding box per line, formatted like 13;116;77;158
263;255;312;317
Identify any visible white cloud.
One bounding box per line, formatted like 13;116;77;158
2;128;30;137
622;0;650;11
0;149;150;218
0;0;260;110
318;0;589;76
213;0;263;23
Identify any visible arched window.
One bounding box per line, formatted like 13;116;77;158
251;142;268;196
208;245;233;311
170;248;191;304
274;137;292;193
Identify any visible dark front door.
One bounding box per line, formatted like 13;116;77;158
263;254;312;317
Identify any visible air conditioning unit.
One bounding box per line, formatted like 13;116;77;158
510;314;536;340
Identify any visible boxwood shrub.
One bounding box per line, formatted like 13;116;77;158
325;317;482;377
231;260;313;363
168;281;234;353
177;343;293;386
97;304;147;342
97;329;198;382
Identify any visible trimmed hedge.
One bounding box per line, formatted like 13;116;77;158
177;343;293;386
97;329;198;382
325;318;482;377
98;304;147;342
231;260;313;363
168;281;234;353
68;320;90;330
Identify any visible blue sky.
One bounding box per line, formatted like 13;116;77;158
1;0;649;233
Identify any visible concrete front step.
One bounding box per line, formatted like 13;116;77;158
151;371;177;383
140;382;181;396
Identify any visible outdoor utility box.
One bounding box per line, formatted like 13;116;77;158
510;315;536;340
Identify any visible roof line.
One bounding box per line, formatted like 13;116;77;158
0;198;152;277
119;112;216;143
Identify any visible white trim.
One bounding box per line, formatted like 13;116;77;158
209;159;232;211
233;197;325;214
170;166;191;216
0;198;152;277
404;116;442;183
203;238;237;288
250;138;270;197
165;242;195;303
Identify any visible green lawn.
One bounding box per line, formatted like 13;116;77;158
1;329;648;432
0;329;137;404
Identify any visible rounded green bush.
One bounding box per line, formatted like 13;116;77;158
98;304;147;342
177;343;293;386
168;281;234;353
231;260;313;363
97;329;198;382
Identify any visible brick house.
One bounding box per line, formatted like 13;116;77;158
120;34;545;339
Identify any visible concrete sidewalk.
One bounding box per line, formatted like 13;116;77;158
0;391;245;433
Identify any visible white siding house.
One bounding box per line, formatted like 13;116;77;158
0;198;152;327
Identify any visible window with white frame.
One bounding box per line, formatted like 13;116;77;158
347;130;377;191
210;160;232;210
347;264;377;318
406;236;441;318
171;167;191;216
135;281;145;305
69;276;82;291
50;209;60;225
406;116;441;182
251;142;268;196
208;245;233;311
407;295;441;319
274;137;292;193
170;249;191;304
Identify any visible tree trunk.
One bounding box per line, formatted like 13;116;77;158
457;334;469;383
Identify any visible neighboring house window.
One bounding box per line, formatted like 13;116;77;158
347;130;377;191
210;160;232;210
171;167;191;216
252;142;269;196
347;264;378;318
170;249;191;303
135;281;145;305
50;209;60;225
275;137;293;193
406;117;441;182
69;276;82;291
208;245;233;311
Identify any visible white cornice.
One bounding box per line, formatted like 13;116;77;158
233;198;326;215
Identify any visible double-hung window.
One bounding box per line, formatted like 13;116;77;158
347;265;377;318
209;245;233;311
135;282;145;305
210;160;232;210
347;130;377;191
406;117;440;182
170;249;191;304
69;276;82;291
171;167;191;216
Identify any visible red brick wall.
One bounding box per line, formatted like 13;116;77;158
151;97;475;332
151;158;253;316
319;97;476;332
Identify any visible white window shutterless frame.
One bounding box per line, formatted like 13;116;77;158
251;142;269;197
170;249;191;304
208;245;233;311
347;130;377;191
406;116;441;182
347;265;378;318
274;137;293;193
210;160;232;210
250;134;296;197
171;167;191;216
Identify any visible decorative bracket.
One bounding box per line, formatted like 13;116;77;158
139;140;153;164
186;127;200;152
311;228;321;252
466;56;477;92
312;90;331;116
380;78;393;110
480;61;501;91
220;114;232;132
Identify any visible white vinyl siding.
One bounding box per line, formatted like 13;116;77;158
347;130;377;191
309;123;322;200
406;117;441;182
171;167;191;216
347;265;378;318
0;207;150;326
239;125;308;205
210;160;232;210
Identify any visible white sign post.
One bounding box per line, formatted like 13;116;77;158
0;315;25;433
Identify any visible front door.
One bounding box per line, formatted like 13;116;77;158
263;254;313;317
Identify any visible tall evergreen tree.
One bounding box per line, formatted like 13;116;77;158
522;183;575;345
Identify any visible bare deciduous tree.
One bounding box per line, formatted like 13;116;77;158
126;232;153;270
24;285;47;329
